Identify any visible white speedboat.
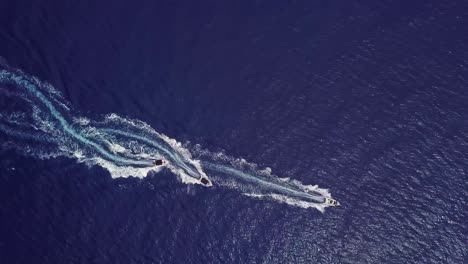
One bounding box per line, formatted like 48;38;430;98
324;197;340;206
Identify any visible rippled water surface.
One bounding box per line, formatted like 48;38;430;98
0;1;467;263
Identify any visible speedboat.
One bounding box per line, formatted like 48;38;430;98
200;177;213;187
324;197;340;206
153;159;212;187
153;159;166;166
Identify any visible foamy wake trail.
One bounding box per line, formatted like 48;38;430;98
0;60;335;211
0;63;204;184
191;147;332;212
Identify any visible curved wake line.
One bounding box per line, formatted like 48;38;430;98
203;162;325;203
0;61;337;211
0;71;152;167
98;128;203;180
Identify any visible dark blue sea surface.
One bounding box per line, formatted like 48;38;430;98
0;0;467;263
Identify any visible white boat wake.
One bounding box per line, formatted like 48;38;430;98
0;60;336;212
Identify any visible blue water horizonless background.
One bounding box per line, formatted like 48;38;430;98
0;0;467;263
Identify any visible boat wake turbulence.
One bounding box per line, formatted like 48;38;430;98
0;60;337;211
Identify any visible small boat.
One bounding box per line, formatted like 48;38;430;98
324;197;340;206
153;159;166;166
200;177;212;187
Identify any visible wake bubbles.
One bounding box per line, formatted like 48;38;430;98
0;62;335;212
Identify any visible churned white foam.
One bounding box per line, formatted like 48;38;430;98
74;117;90;126
107;142;127;154
191;144;337;210
0;64;337;211
166;163;203;185
244;193;327;212
73;150;85;159
92;157;160;179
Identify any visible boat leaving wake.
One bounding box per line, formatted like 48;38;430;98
191;147;332;212
0;61;336;212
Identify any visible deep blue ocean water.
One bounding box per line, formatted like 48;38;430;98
0;0;467;263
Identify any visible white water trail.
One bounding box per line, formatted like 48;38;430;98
0;61;336;211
